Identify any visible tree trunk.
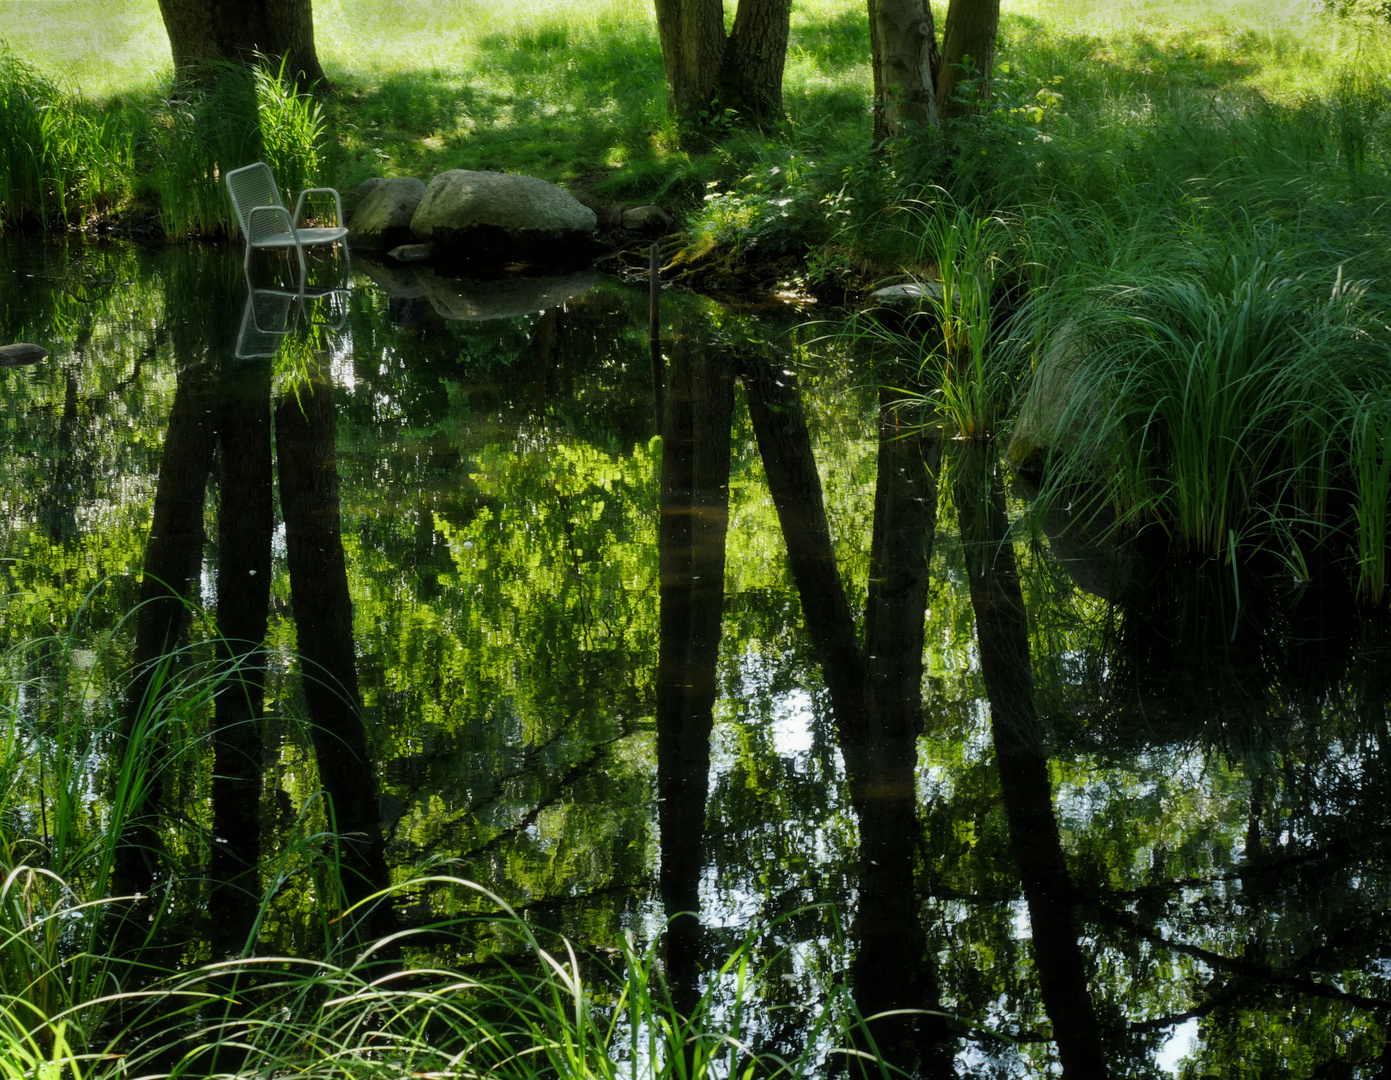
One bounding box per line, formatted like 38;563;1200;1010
113;360;215;937
868;0;940;143
740;359;867;754
718;0;793;123
209;353;274;958
936;0;999;123
653;0;790;129
158;0;326;88
656;330;733;1033
853;391;954;1078
742;363;957;1074
653;0;727;123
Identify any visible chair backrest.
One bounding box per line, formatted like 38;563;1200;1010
225;163;285;239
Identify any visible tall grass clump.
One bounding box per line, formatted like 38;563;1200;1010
903;197;1019;441
848;195;1022;444
0;875;864;1080
153;59;326;239
1348;390;1391;601
1010;238;1391;593
108;881;856;1080
0;50;133;231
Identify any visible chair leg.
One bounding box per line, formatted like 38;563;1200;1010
294;242;308;288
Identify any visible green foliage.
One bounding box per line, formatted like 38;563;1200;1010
903;197;1018;441
1011;242;1391;591
1311;0;1391;24
0;49;132;230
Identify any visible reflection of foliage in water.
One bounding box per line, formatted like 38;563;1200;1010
2;240;1391;1074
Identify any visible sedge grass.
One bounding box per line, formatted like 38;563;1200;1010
1349;390;1391;602
1008;239;1391;587
0;50;133;231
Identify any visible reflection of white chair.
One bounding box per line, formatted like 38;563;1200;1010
225;162;348;284
236;281;349;359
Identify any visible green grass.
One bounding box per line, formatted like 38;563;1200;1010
0;871;860;1080
0;51;134;229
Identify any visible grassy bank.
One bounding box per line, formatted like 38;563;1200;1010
3;0;1389;249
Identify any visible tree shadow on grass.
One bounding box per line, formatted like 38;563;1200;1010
329;7;883;201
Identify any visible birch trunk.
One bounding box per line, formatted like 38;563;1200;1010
868;0;940;142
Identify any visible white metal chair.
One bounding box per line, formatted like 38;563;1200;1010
225;162;348;284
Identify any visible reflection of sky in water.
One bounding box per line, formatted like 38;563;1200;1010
7;238;1388;1079
1156;1017;1198;1075
770;688;814;757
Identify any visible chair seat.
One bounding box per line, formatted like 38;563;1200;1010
253;225;349;248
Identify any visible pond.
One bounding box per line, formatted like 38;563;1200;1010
1;237;1389;1078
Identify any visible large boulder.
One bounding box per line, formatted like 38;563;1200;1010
410;170;598;267
348;176;426;253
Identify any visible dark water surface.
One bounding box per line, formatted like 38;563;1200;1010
2;238;1390;1078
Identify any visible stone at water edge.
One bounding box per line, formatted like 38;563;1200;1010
348;177;427;253
0;343;46;366
342;176;386;220
869;281;954;312
410;169;598;266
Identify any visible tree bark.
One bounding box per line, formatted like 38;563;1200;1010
653;0;791;129
653;0;727;123
936;0;999;123
158;0;326;88
868;0;940;143
719;0;793;123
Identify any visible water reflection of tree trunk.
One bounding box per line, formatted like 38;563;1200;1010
531;306;561;415
114;360;216;907
275;358;391;930
742;363;954;1076
740;362;865;746
954;447;1108;1080
209;354;274;955
857;389;951;1076
656;333;733;1020
38;371;81;545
